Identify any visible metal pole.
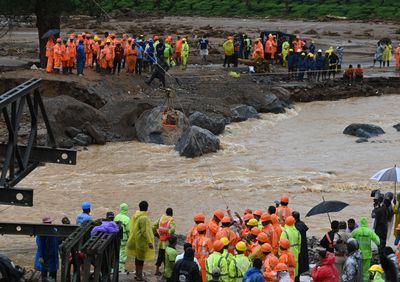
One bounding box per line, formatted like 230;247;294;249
322;196;332;224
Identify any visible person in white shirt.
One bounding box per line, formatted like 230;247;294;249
175;242;201;271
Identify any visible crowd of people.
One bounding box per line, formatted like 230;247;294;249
44;31;400;85
33;191;400;282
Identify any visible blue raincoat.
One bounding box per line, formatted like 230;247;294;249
34;235;59;272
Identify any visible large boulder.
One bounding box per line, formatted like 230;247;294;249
175;126;220;158
135;106;190;145
189;112;225;135
259;94;286;113
230;105;260;122
343;123;385;138
44;95;108;145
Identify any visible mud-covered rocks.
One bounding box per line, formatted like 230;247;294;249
135;106;190;145
343;123;385;139
230;105;260;122
175;126;220;158
189;111;225;135
260;93;286;113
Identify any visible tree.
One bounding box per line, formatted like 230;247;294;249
0;0;74;67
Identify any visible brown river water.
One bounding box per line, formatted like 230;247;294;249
1;94;400;266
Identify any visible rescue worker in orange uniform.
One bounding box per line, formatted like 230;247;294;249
260;213;279;255
61;39;69;74
84;34;94;67
249;232;269;261
252;39;264;61
261;243;279;282
206;209;224;242
253;210;263;227
241;213;255;237
264;34;276;63
276;194;293;226
98;43;107;74
125;39;138;74
104;39;114;73
216;217;239;254
278;238;296;281
92;36;101;72
124;38;132;68
45;36;55;73
395;43;400;71
121;34;128;68
292;35;305;54
53;38;62;73
193;223;213;282
271;214;282;238
66;35;76;74
187;213;206;244
175;36;183;66
245;227;261;256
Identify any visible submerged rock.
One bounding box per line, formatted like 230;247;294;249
393;123;400;132
230;105;259;122
343;123;385;138
356;138;369;143
135;106;190;145
175;126;220;158
189;111;225;135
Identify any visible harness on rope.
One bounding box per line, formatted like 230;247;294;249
161;88;179;128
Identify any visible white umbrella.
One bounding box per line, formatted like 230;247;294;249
370;165;400;195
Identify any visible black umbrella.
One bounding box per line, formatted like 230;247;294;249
306;200;348;221
41;29;60;39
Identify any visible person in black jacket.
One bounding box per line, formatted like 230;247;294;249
146;61;169;87
372;194;388;253
172;247;201;282
328;52;339;79
320;220;340;253
292;211;309;281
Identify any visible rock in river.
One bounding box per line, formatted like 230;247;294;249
230;105;260;122
189;111;225;135
393;123;400;132
135;106;189;145
175;126;220;158
343;123;385;139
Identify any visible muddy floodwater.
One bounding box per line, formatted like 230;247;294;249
1;94;400;265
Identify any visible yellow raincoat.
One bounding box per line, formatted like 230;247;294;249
126;210;155;261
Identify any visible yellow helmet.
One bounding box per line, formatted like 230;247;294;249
248;218;259;226
236;241;246;252
308;54;314;58
93;35;99;41
106;38;111;43
369;264;383;273
220;237;229;246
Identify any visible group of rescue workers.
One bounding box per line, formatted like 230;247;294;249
44;30;400;84
35;193;400;282
44;32;191;77
99;194;400;282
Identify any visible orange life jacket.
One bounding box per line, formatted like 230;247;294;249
157;217;172;241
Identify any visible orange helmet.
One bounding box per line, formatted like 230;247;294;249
279;238;290;250
197;223;206;232
221;216;231;224
110;33;115;38
261;213;271;222
153;35;159;40
275;263;288;272
256;232;269;243
244;208;253;215
244;213;254;222
213;240;225;252
115;40;121;45
123;33;127;38
285;216;295;225
271;214;279;224
250;227;261;236
56;38;61;43
86;34;91;38
253;210;263;217
261;243;272;253
280;194;289;203
396;224;400;231
69;33;75;39
213;209;225;220
82;32;86;36
194;213;205;222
